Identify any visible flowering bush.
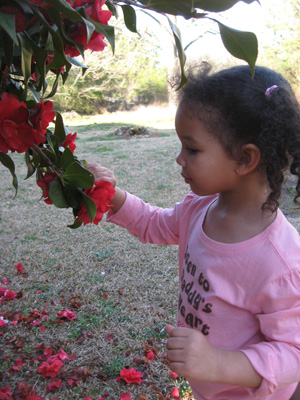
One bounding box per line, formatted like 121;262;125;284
0;0;258;228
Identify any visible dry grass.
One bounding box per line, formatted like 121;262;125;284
0;106;299;400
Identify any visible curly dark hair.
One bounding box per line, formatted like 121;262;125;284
177;63;300;212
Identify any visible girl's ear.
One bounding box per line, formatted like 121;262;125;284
237;144;261;175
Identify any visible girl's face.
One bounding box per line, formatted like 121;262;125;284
175;104;238;197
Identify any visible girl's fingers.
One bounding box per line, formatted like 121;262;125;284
166;337;185;350
166;324;175;335
167;349;187;362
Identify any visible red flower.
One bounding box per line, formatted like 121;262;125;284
0;289;17;302
38;359;64;378
120;394;131;400
171;387;180;398
60;132;77;153
77;180;115;225
36;172;57;205
47;349;71;363
0;386;12;400
56;309;76;321
45;379;62;393
0;93;44;154
0;316;8;328
169;371;178;379
12;382;45;400
119;368;143;384
15;263;23;274
146;351;155;360
29;100;55;135
65;0;112;57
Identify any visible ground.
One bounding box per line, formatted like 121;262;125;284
0;106;299;400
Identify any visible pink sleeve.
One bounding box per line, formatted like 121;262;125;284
241;269;300;397
106;191;181;245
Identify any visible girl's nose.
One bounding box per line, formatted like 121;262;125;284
176;150;185;167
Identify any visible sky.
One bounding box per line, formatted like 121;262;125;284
135;0;284;66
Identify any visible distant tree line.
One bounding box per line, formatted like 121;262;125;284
51;23;169;114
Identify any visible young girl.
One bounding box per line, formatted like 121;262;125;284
86;64;300;399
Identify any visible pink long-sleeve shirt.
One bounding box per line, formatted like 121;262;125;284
107;191;300;399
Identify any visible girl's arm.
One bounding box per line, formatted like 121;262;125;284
85;162;126;213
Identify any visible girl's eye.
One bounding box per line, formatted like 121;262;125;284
186;147;198;154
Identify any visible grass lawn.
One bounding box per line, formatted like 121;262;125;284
0;106;194;400
0;106;299;400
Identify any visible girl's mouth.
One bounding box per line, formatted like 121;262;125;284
181;173;192;184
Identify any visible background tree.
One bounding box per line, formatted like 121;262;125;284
260;0;300;91
51;21;169;114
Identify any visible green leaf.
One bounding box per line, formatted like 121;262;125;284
167;16;187;89
0;12;18;44
45;0;85;21
121;5;138;33
46;132;60;158
0;29;14;68
46;7;85;58
48;178;69;208
68;218;83;229
27;37;48;95
17;32;33;96
24;151;36;180
45;68;61;99
0;152;18;195
194;0;258;12
215;20;258;77
63;162;94;188
60;147;75;170
82;191;97;222
54;112;66;144
63;182;83;209
31;8;71;71
139;0;196;18
106;0;119;18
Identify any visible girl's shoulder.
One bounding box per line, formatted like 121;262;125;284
180;192;217;211
268;209;300;268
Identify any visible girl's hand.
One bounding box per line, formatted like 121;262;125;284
85;162;126;214
166;324;220;383
166;324;262;387
85;162;117;187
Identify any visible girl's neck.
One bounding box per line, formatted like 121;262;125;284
203;179;277;244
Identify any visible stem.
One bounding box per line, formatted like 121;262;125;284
31;144;62;176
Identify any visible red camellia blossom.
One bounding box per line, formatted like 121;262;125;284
171;387;180;398
146;351;155;360
15;263;23;274
0;386;12;400
65;0;112;57
0;93;43;154
0;289;17;302
36;172;57;205
119;368;143;384
0;316;8;328
13;382;45;400
56;309;76;321
120;394;132;400
45;379;62;393
77;180;115;225
60;132;77;153
38;359;64;378
29;100;55;135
